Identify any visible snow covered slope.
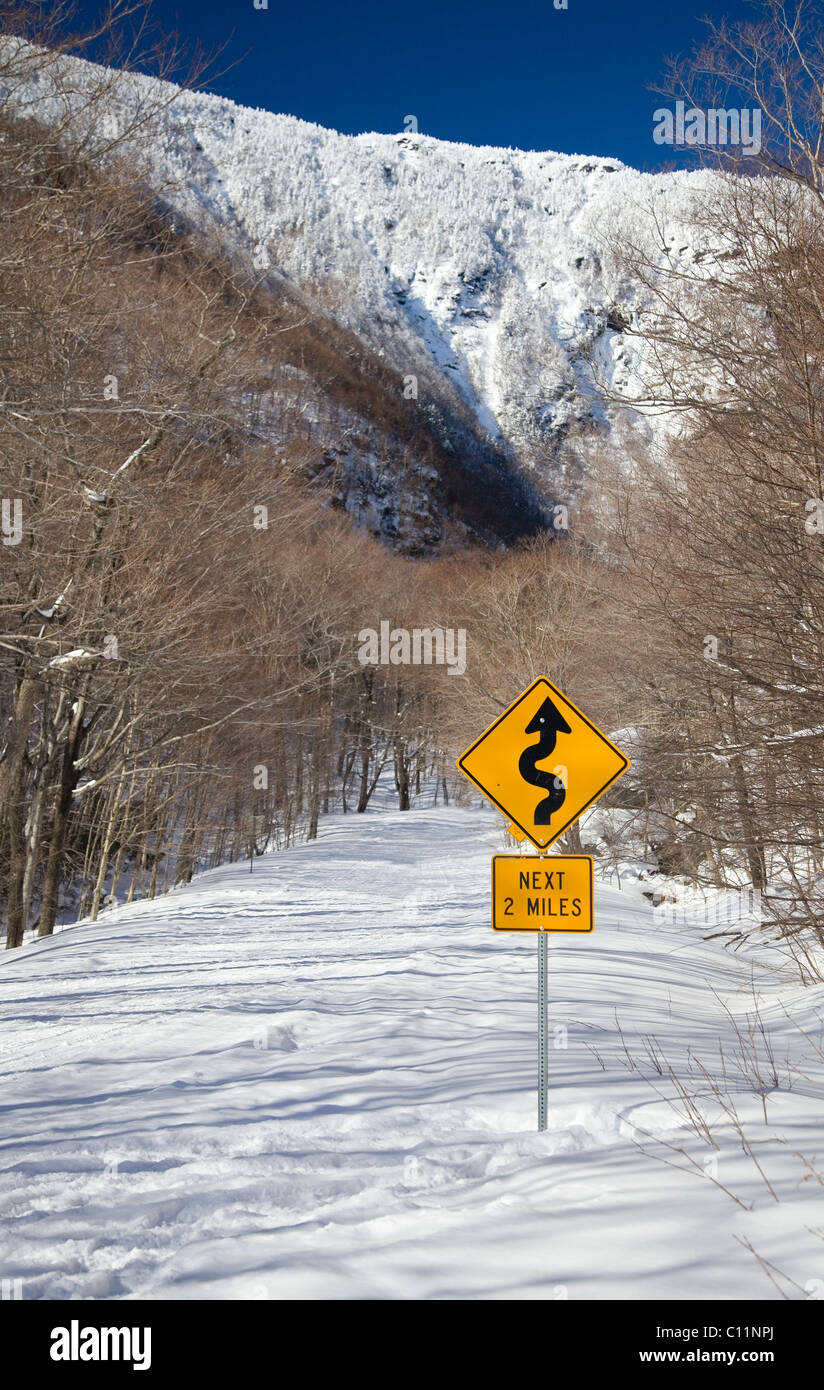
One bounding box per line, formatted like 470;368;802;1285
1;794;822;1300
3;43;720;495
143;100;716;481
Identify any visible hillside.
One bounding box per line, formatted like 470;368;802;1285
0;39;723;526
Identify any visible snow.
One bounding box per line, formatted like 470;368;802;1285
45;648;98;669
1;792;822;1301
0;42;721;493
36;578;74;623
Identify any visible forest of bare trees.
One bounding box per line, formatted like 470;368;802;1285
2;0;824;983
0;7;459;949
579;1;824;971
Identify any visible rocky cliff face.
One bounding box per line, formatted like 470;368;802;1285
2;41;719;549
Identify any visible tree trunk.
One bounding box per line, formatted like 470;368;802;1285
38;698;85;937
395;739;411;811
356;724;371;813
3;675;38;949
731;754;767;893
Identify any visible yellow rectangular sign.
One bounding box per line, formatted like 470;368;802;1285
491;855;593;932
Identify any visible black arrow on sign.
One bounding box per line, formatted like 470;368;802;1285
518;695;572;825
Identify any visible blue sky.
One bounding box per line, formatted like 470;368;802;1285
69;0;761;169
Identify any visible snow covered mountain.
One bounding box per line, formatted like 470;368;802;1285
2;41;722;536
111;77;719;478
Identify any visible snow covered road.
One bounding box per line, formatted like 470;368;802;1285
1;799;823;1300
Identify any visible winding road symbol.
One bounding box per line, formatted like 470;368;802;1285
456;676;629;850
518;696;571;825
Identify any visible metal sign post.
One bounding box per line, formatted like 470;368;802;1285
538;930;548;1132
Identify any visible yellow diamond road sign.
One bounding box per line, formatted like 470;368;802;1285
457;677;630;850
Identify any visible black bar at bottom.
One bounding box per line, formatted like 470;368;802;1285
4;1296;817;1378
